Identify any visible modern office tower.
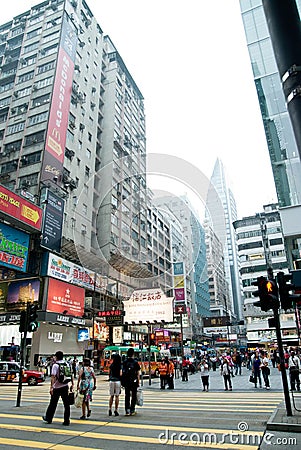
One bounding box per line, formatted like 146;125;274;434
204;221;231;317
233;204;298;347
239;0;301;208
154;195;210;339
206;158;243;319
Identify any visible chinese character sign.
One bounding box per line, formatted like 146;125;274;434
123;288;173;323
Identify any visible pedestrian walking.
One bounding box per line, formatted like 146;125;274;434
252;351;262;388
220;355;232;391
77;358;97;419
71;358;78;379
108;353;122;416
234;352;242;376
42;350;74;426
199;357;210;391
121;347;140;416
288;351;301;391
159;358;167;389
182;356;189;382
261;351;270;390
270;350;276;369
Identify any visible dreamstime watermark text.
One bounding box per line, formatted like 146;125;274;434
157;421;298;446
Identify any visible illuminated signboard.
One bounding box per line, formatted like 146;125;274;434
6;278;40;312
0;222;29;272
0;185;42;231
46;278;85;317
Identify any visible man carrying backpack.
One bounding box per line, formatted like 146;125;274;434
121;347;140;416
42;350;74;426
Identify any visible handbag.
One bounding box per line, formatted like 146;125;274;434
74;391;84;408
136;387;143;407
68;391;75;405
249;374;255;384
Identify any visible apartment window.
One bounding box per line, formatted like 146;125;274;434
71;218;76;228
0;112;7;123
4;140;22;153
41;45;58;58
43;31;60;44
7;122;25;135
19;173;39;187
83;204;87;215
86;149;91;159
88;132;92;142
28;111;48;126
26;28;42;39
24;131;45;146
21;151;41;165
18;71;34;84
36;76;53;88
85;166;90;178
0;97;10;108
0;82;14;93
23;42;39;54
29;15;44;25
77;158;81;166
81;224;87;235
32;93;50;107
37;60;56;74
16;87;31;98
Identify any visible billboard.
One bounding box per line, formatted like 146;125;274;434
0;222;30;272
44;252;106;292
6;278;40;312
0;185;42;231
173;262;186;303
123;288;173;323
46;278;85;317
41;13;77;182
41;191;64;253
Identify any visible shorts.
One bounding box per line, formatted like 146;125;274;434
109;380;121;396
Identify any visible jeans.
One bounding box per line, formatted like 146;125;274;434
182;367;188;381
45;385;70;424
261;367;270;388
223;374;232;390
253;369;262;387
124;383;138;413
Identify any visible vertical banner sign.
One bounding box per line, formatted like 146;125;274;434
41;191;64;253
173;262;186;303
41;13;77;183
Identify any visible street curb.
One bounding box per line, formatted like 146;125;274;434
266;403;301;432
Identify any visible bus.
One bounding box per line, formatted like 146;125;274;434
100;345;161;377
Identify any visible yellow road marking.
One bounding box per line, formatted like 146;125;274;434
0;417;264;436
0;438;102;450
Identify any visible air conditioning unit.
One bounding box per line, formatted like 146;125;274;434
32;85;38;91
79;41;85;48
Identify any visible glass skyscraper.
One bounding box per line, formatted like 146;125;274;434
240;0;301;208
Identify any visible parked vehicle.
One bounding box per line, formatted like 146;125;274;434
0;361;45;385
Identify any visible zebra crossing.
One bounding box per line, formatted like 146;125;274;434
0;382;283;449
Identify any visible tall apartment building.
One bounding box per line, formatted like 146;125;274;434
233;204;297;346
204;221;230;317
0;0;172;362
206;158;243;319
154;195;211;338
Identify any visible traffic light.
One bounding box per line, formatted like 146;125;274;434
27;303;38;332
150;333;155;346
276;271;299;311
19;310;27;333
252;276;278;312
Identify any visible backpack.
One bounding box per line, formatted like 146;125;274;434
57;362;72;383
121;358;137;386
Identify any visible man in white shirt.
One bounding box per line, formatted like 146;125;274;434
288;351;300;391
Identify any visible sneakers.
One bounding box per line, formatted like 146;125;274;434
109;410;112;416
42;416;52;424
114;411;119;416
266;387;270;390
125;410;130;416
130;411;137;416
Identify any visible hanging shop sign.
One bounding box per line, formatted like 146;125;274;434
123;288;173;323
0;222;30;272
41;191;64;253
0;185;42;231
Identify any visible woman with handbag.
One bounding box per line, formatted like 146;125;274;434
261;351;271;390
77;358;97;419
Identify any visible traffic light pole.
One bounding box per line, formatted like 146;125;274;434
273;305;292;416
16;328;27;407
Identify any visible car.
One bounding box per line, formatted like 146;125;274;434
0;361;45;386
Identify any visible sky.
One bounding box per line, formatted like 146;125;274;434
4;0;278;219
